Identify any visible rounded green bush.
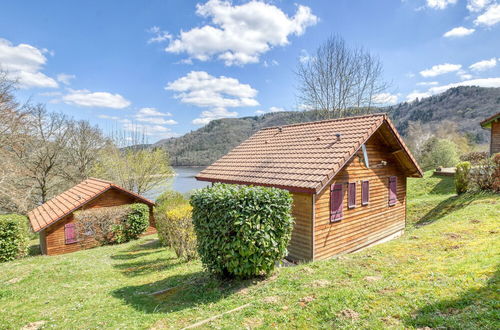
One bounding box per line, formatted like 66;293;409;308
190;184;294;278
455;161;471;194
0;214;29;262
154;190;189;246
113;203;150;243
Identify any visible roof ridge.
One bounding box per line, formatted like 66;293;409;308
260;113;387;131
87;177;113;185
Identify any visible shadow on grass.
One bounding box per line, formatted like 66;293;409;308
429;174;454;195
406;265;499;329
414;193;493;227
112;271;259;314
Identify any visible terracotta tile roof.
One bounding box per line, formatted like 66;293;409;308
27;178;154;232
196;113;422;193
480;111;500;128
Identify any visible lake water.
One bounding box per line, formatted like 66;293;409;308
143;166;210;201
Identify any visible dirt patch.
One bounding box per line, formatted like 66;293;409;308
21;321;46;330
298;295;316;306
364;276;382;282
489;230;498;234
262;296;279;304
444;245;461;251
339;309;359;319
7;277;22;284
470;219;481;224
444;233;461;239
311;279;331;288
409;235;419;240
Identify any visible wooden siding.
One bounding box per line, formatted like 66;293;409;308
491;121;500;155
43;188;156;256
287;192;313;261
313;133;407;260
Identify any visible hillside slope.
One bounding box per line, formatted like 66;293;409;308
157;86;500;166
1;174;498;329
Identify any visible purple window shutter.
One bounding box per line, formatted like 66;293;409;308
65;223;77;244
330;183;344;222
388;176;397;206
362;180;369;206
348;182;356;209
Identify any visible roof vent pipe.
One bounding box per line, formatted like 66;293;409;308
335;133;341;140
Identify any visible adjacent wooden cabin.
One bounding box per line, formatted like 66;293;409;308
196;114;423;262
481;111;500;155
27;178;156;256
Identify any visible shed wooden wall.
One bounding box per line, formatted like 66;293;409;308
491;121;500;155
287;192;313;261
41;188;155;256
313;133;407;260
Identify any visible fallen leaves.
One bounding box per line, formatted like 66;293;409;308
339;309;359;319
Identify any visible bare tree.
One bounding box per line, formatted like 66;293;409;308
92;130;173;195
61;120;109;183
296;35;388;118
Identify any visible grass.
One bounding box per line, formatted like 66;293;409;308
1;172;499;329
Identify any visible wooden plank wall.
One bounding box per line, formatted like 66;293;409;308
313;133;407;260
44;188;156;256
491;121;500;154
287;192;313;261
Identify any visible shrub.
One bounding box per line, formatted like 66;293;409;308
157;204;197;260
114;203;150;243
191;184;294;278
493;153;500;193
455;162;471;194
459;151;488;164
74;203;149;245
0;214;29;262
468;155;499;192
154;190;189;246
419;137;459;170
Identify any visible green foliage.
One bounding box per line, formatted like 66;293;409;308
460;151;489;164
455;161;471;194
154;190;189;246
493;153;500;192
190;184;294;278
122;203;150;241
157;204;197;260
420;137;460;170
469;154;500;192
0;214;29;262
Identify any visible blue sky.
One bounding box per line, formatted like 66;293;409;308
1;0;499;142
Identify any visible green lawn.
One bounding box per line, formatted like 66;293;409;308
1;172;499;329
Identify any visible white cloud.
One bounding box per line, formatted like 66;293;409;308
416;81;439;86
373;93;398;105
457;69;473;80
420;63;462;77
474;3;500;26
443;26;475;38
167;71;259;125
263;59;279;67
299;49;311;63
60;89;131;109
56;73;75;85
98;114;121;120
192;107;238;125
0;38;58;88
122;121;178;138
165;0;318;66
467;0;493;12
147;26;172;44
469;57;497;71
426;0;457;9
406;91;431;102
134;108;177;125
429;77;500;94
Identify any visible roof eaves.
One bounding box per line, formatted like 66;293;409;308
480;112;500;128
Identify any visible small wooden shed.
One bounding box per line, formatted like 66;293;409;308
28;178;156;256
196;114;423;261
480;111;500;155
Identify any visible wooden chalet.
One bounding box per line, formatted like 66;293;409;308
480;111;500;155
28;178;156;256
196;114;423;261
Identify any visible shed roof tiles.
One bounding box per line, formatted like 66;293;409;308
196;113;422;193
27;178;154;232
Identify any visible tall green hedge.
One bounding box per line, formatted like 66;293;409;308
0;214;29;262
190;184;294;278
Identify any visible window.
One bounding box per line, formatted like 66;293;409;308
330;183;343;222
64;223;77;244
348;182;356;209
362;180;369;206
388;176;397;206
